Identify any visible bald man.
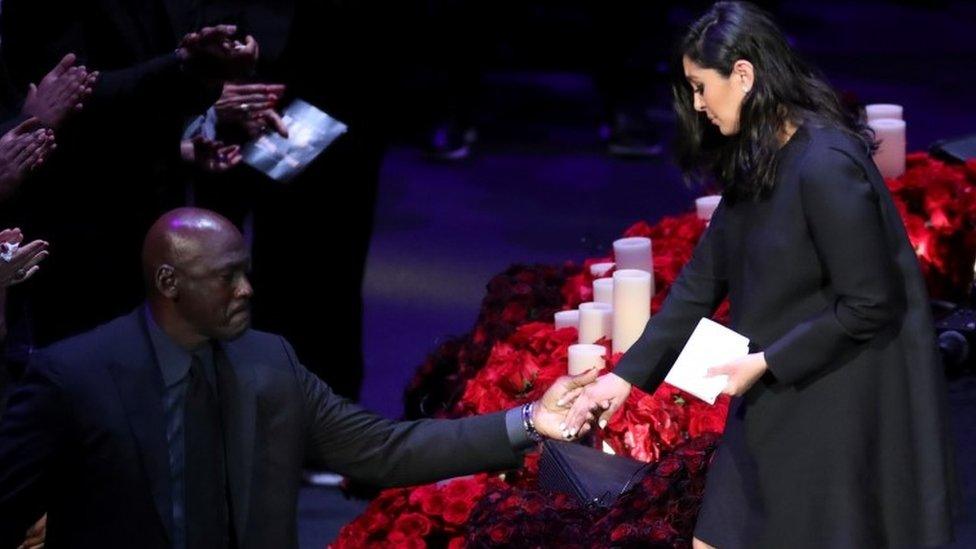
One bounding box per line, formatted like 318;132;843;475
0;208;597;549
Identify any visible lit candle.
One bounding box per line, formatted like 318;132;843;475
590;262;615;278
578;302;613;344
554;310;580;331
612;269;652;353
869;118;906;179
568;344;607;375
613;237;653;274
695;195;722;222
865;103;903;122
593;278;614;305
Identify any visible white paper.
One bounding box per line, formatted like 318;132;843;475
241;99;348;182
0;241;18;262
664;318;749;405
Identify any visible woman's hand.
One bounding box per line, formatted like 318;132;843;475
562;372;632;438
705;352;768;396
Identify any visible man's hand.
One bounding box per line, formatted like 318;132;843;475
183;136;242;173
215;83;289;138
178;25;259;80
17;514;46;549
0;118;56;198
215;83;284;122
563;372;632;439
241;109;288;138
22;53;98;128
0;228;48;287
530;368;606;440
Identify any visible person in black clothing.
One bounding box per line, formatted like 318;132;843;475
565;3;958;547
0;207;599;549
183;0;393;400
0;0;258;348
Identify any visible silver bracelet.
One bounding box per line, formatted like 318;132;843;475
521;402;544;442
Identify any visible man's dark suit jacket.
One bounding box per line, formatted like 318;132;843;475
0;309;520;548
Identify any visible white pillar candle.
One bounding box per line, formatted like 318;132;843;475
695;195;722;222
554;310;580;331
869;118;906;179
578;302;613;344
590;262;615;278
593;278;614;305
613;237;653;274
865;103;903;122
612;269;652;354
567;343;606;375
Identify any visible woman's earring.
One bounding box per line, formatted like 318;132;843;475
742;86;750;93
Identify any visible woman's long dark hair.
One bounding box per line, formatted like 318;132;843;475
673;1;875;200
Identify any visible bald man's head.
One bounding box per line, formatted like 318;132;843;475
143;208;253;343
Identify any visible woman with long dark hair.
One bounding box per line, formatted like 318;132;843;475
564;2;959;547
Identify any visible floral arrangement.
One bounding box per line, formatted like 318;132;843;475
334;154;973;547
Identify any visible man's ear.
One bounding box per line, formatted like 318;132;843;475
156;264;178;299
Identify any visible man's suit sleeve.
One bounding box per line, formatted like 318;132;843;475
0;352;67;548
279;337;523;487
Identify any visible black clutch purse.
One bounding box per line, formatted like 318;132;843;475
538;439;651;509
931;133;976;162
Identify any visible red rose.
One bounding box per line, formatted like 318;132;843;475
443;476;486;502
386;533;426;549
623;221;654;238
654;455;684;479
622;423;658;463
409;486;446;517
647;519;678;542
672;494;702;518
627;496;650;512
392;513;432;539
674;447;709;474
361;508;391;533
906;151;932;168
421;494;446;517
509;321;555;346
688;408;727;437
685;432;719;451
610;523;638;542
373;488;410;515
521;495;544;514
501;301;528;324
561;272;589;308
488;523;514;544
443;498;476;525
498;494;522;512
549;324;579;347
447;537;466;549
641;475;672;501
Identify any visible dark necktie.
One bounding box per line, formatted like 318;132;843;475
184;351;233;549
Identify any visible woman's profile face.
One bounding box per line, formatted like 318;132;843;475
682;55;752;136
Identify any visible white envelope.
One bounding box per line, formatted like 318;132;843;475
664;318;750;405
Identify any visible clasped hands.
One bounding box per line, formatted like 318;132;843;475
177;25;291;173
536;352;768;441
